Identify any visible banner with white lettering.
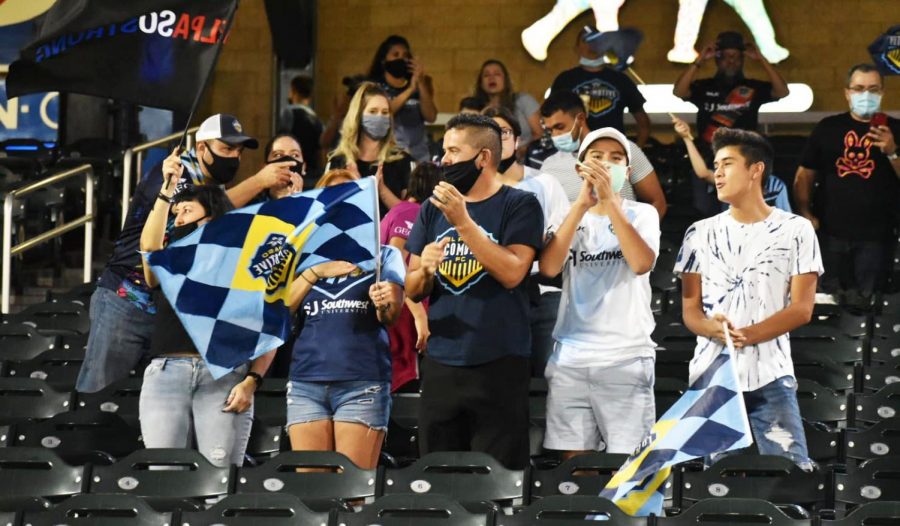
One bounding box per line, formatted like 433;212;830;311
6;0;239;113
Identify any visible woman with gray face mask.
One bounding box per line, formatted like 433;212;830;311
325;81;415;214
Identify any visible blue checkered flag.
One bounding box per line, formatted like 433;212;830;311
597;325;753;517
146;178;379;378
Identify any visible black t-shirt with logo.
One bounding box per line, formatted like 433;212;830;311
326;153;414;213
551;66;645;132
405;185;543;366
687;76;775;144
799;112;900;241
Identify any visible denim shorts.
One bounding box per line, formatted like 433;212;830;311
286;380;391;431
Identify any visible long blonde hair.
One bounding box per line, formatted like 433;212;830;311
329;81;406;164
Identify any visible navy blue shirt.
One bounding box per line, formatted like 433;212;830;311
405;185;543;366
290;247;406;382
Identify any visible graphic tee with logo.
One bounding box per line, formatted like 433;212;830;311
406;185;543;366
799;112;900;241
552;200;660;368
551;67;646;132
290;246;406;383
674;208;824;391
686;77;775;144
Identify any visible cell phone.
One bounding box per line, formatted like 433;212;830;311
871;112;888;128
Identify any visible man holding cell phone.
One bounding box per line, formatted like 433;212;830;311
794;63;900;308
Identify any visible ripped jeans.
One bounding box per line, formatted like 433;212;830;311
711;375;813;471
286;380;391;431
139;357;252;467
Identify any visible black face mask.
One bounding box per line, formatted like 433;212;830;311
268;155;304;175
383;58;411;80
202;147;240;184
498;155;516;174
441;152;483;194
168;222;201;244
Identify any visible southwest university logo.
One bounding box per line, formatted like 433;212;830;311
248;233;296;295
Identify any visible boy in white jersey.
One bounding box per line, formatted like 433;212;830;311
674;128;822;469
539;127;660;458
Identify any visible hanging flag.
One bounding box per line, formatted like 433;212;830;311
6;0;238;112
598;329;753;517
869;25;900;76
146;178;380;378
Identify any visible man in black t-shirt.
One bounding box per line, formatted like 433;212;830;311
406;114;543;469
795;64;900;306
550;27;650;146
673;31;789;215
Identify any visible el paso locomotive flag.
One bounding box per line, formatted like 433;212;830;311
7;0;239;112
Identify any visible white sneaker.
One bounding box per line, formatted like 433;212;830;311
667;47;699;64
522;24;552;61
758;42;789;64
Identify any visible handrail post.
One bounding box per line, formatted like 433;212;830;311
84;170;94;284
121;148;133;229
2;193;14;314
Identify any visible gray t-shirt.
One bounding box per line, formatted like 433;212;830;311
382;82;430;162
514;93;540;145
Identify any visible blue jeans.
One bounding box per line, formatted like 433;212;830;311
139;357;252;467
711;375;812;470
286;380;391;431
76;287;154;393
530;291;561;378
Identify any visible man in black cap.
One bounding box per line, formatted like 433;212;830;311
673;31;789;215
76;113;296;394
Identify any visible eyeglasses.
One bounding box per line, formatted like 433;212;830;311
500;128;514;139
848;85;883;94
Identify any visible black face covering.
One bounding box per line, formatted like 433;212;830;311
268;155;304;175
383;58;411;80
202;146;240;184
441;152;483;194
168;222;200;244
498;155;516;174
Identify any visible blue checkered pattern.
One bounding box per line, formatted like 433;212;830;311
598;341;753;517
147;178;379;379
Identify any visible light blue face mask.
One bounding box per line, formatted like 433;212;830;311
552;121;581;153
603;162;627;193
850;91;882;119
579;55;606;68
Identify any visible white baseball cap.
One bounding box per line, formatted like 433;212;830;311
577;127;630;165
195;114;258;149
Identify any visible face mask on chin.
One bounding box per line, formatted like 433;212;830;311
201;145;240;185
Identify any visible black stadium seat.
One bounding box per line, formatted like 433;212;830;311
180;493;331;526
0;447;84;500
22;494;172;526
0;377;72;424
0;496;51;526
679;454;827;514
654;376;688;418
5;302;90;336
381;452;525;511
860;356;900;392
75;377;143;427
820;501;900;525
844;417;900;463
0;323;58;362
497;495;645;525
336;494;487;526
834;456;900;506
527;453;629;503
796;379;848;427
851;383;900;427
236;451;376;510
88;449;229;510
6;347;87;391
869;332;900;363
657;497;811;526
14;410;142;465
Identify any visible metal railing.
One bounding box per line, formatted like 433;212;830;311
2;164;94;313
121;127;198;227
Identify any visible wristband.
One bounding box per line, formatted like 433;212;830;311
309;268;321;279
300;271;315;285
887;150;899;161
157;193;172;204
245;372;263;390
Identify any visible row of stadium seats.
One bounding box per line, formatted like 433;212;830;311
0;447;899;521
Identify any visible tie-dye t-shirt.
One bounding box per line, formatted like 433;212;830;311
674;208;823;391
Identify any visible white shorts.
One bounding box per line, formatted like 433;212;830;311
543;356;656;454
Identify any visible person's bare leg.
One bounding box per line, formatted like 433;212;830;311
288;420;335;472
724;0;789;63
668;0;710;63
334;421;386;470
521;0;591;61
589;0;625;32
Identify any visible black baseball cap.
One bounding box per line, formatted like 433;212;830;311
716;31;745;52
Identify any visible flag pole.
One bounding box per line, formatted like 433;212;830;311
373;175;382;283
177;0;240;151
